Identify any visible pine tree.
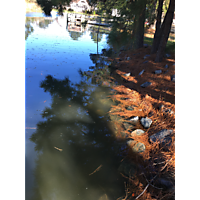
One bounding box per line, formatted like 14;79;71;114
154;0;175;62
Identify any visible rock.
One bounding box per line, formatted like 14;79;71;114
127;140;145;153
158;104;164;110
165;53;171;58
158;105;174;115
131;129;145;136
139;69;145;76
171;74;175;82
140;117;152;128
149;129;174;143
124;72;131;77
123;122;135;131
141;82;152;88
156;178;174;190
126;57;130;60
164;108;172;113
164;64;169;68
144;54;150;59
132;142;146;153
143;60;149;64
155;70;162;74
128;116;139;125
144;43;148;48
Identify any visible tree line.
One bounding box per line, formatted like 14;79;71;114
36;0;175;62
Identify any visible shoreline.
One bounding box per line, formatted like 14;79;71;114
87;44;175;198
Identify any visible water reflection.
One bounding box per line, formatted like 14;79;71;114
25;18;34;40
29;75;125;200
25;13;125;200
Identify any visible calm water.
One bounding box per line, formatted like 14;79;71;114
25;13;125;200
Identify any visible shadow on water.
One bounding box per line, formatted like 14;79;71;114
29;74;126;200
25;13;131;200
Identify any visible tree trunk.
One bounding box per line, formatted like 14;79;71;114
151;0;164;53
155;0;175;62
133;0;147;49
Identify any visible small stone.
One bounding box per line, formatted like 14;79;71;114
141;82;152;88
140;117;152;128
139;69;144;76
156;178;174;190
126;57;130;60
129;116;139;124
158;104;164;110
164;108;172;113
124;72;131;77
131;129;145;136
164;64;169;68
171;74;175;82
165;53;171;58
144;54;150;59
143;60;148;64
123;122;135;131
155;70;162;74
132;142;146;153
127;140;145;153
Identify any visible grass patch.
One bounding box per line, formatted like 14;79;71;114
144;36;175;54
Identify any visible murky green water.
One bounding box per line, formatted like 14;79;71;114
25;13;126;200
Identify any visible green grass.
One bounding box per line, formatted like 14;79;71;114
144;36;175;54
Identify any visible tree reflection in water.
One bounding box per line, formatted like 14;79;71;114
30;75;125;200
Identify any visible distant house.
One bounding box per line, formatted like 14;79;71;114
111;9;120;17
69;0;91;12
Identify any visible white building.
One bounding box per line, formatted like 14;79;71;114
111;9;120;17
69;0;91;13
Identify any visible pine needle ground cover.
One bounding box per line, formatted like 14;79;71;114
106;44;175;199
